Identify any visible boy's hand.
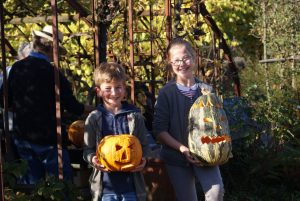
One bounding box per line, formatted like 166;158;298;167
130;158;147;172
91;155;110;172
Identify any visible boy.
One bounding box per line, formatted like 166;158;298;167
83;62;150;201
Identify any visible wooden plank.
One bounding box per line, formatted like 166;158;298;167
9;14;91;24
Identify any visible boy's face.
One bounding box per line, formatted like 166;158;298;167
97;79;126;109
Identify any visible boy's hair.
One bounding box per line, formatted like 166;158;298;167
94;62;127;87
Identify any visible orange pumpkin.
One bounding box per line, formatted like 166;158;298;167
67;120;85;148
97;134;142;171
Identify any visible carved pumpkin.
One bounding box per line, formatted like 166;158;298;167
67;120;85;148
97;134;142;171
188;93;232;166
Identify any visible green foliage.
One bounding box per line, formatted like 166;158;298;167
3;160;84;201
32;176;81;201
226;0;300;194
252;0;300;58
222;136;300;201
206;0;258;56
3;159;28;188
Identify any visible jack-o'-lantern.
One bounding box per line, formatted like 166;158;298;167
188;93;232;166
68;120;85;148
97;134;142;171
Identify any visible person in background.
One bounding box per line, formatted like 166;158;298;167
83;62;149;201
152;38;224;201
0;42;32;160
0;25;94;184
0;42;32;86
17;42;32;60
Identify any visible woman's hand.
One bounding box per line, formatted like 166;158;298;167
91;155;110;172
179;145;202;165
157;132;203;165
130;158;147;172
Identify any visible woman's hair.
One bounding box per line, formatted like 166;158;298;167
165;37;196;62
94;62;127;87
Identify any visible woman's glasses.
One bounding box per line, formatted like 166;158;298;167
170;56;191;66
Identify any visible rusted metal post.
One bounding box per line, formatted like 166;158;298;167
165;0;172;44
128;0;135;103
93;0;101;67
165;0;172;81
193;0;202;78
51;0;64;181
149;2;156;104
0;0;6;199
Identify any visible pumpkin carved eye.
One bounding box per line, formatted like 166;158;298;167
115;144;122;151
203;117;213;122
199;100;205;107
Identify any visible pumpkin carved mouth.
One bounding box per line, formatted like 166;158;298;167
201;135;231;144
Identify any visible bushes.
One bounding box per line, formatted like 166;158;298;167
3;160;83;201
221;86;300;201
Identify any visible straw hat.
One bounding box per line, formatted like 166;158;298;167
32;25;64;43
32;25;67;55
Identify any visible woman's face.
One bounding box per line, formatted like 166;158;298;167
169;45;195;81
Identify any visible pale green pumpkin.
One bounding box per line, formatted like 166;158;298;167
188;93;232;166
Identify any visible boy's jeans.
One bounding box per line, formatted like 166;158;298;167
101;192;137;201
